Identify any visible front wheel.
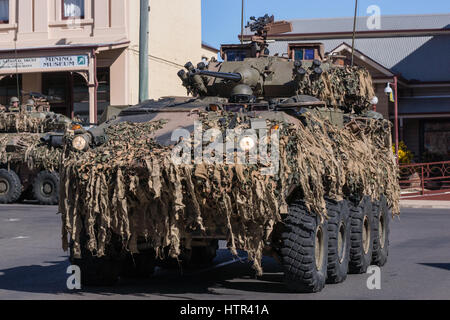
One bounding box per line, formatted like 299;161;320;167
121;250;156;279
0;169;22;204
280;200;328;293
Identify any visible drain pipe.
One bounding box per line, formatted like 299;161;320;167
139;0;150;103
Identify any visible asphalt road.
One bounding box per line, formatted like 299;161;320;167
0;204;449;300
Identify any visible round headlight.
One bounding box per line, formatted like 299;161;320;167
72;135;88;151
239;136;256;151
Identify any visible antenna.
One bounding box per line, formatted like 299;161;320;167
351;0;358;66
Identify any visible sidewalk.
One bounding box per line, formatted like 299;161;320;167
400;199;450;209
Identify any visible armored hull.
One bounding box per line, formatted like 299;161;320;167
58;15;400;291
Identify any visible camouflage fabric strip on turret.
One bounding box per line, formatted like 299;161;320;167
60;112;399;275
295;66;375;113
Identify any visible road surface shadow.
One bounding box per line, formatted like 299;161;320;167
418;263;450;271
0;252;296;297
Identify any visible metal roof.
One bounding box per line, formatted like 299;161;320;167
245;13;450;35
268;35;450;82
261;14;450;82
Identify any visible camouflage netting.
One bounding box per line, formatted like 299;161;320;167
0;133;61;171
296;66;375;114
60;111;399;275
0;112;68;133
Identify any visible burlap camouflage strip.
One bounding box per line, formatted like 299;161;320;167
295;66;375;114
0;112;68;133
60;112;399;275
0;133;61;171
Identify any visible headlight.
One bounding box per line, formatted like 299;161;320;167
72;135;90;151
239;136;256;151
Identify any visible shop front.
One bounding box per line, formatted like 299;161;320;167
0;46;103;124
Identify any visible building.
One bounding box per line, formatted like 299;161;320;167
0;0;218;124
241;14;450;162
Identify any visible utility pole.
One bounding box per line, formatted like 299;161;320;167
351;0;358;66
139;0;150;103
241;0;244;44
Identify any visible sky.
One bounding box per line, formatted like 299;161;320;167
201;0;450;49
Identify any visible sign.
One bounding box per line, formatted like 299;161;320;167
0;55;89;70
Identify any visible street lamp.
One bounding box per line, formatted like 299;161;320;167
385;78;399;163
384;83;393;95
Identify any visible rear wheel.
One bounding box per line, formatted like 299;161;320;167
349;196;374;274
33;171;59;205
326;199;351;284
372;196;390;266
280;200;328;293
0;169;22;204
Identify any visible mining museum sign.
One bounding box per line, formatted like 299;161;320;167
0;55;89;71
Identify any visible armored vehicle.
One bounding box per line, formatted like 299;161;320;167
59;15;399;292
0;98;71;205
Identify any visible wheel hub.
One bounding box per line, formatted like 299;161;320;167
362;216;371;254
42;182;53;196
315;226;324;270
0;179;8;195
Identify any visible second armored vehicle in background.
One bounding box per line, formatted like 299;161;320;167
0;96;71;205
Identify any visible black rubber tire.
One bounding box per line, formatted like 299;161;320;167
0;169;22;204
326;199;351;284
70;228;123;286
121;250;156;279
280;200;328;293
349;196;374;274
372;195;390;266
71;253;122;286
32;171;59;205
189;240;219;267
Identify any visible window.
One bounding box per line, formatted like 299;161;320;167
294;49;303;61
62;0;84;19
294;48;315;60
226;50;247;62
0;0;9;23
423;120;450;161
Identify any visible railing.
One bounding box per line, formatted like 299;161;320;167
399;161;450;198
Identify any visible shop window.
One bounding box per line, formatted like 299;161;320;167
0;75;21;106
226;50;247;62
423;120;450;161
62;0;85;19
0;0;9;23
73;68;110;124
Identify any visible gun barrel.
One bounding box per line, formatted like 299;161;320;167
191;69;242;82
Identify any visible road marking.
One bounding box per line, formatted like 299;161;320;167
11;236;30;240
5;218;20;222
